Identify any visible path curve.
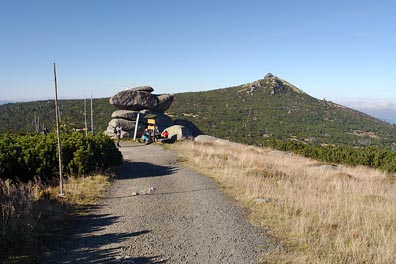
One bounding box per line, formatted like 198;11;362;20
43;141;273;263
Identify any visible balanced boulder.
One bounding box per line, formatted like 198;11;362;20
130;86;154;93
109;86;174;113
155;94;174;113
106;85;178;139
110;90;158;111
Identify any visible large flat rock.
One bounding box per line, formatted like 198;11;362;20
110;88;174;113
110;90;158;111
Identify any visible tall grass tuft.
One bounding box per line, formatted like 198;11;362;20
174;140;396;264
0;178;49;261
0;175;110;262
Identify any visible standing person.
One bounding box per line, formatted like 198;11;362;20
115;123;122;147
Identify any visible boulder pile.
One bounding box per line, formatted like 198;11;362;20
105;86;194;141
109;86;174;112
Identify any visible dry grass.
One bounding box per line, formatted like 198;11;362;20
173;140;396;264
43;175;111;205
0;175;110;262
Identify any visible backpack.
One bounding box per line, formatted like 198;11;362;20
114;127;117;134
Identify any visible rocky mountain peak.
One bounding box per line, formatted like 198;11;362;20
264;73;274;79
242;73;307;95
262;73;306;95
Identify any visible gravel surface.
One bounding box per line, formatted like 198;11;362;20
42;141;276;263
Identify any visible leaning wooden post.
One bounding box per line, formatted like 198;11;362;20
90;95;94;134
84;97;88;136
53;63;64;196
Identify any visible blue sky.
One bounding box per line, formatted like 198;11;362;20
1;1;395;121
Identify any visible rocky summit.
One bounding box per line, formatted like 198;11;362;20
109;86;174;112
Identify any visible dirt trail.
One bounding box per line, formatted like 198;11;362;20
43;142;274;263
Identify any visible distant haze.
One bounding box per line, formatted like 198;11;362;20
335;99;396;124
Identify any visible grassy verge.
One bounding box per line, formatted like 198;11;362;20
172;140;396;264
0;174;111;263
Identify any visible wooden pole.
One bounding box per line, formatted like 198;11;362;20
53;63;64;196
90;95;94;134
84;97;88;136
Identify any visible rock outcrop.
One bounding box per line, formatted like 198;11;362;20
163;125;193;141
264;73;274;79
130;86;154;93
105;86;177;139
155;94;175;113
263;73;306;95
111;110;140;121
194;135;217;143
109;86;174;113
140;110;175;132
108;118;145;131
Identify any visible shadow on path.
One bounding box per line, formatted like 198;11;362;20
131;256;168;264
39;145;174;263
117;143;147;148
41;207;151;263
117;161;178;180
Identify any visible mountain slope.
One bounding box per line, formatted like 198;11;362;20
168;74;396;147
1;74;395;148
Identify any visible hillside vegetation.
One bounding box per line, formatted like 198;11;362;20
168;74;396;148
1;74;395;148
0;98;114;134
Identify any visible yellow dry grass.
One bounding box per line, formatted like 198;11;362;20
173;140;396;264
0;175;110;262
43;175;110;205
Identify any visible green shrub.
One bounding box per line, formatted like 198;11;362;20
264;138;396;172
0;133;122;182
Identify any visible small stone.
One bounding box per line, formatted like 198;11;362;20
254;198;272;204
131;192;138;196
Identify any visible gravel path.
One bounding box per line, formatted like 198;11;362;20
42;141;275;263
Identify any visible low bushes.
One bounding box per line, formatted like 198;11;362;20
0;133;122;182
0;132;121;261
264;139;396;172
